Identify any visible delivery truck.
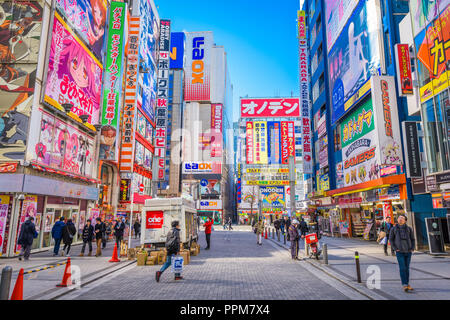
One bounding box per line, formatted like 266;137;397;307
141;197;199;248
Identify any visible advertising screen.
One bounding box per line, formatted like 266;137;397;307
409;0;446;36
241;98;300;118
200;179;221;199
324;0;359;52
328;0;381;124
55;0;107;61
44;11;103;126
253;121;268;164
184;32;213;101
100;1;126;162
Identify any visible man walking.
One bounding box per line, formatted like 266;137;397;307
203;218;214;250
280;217;285;235
51;216;65;256
389;214;415;292
255;217;264;246
94;217;105;257
299;218;309;238
133;220;141;239
18;217;37;261
381;216;394;256
79;219;94;256
114;218;125;249
155;220;182;282
289;219;300;259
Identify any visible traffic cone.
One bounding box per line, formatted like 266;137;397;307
56;258;72;287
109;243;120;262
10;268;24;300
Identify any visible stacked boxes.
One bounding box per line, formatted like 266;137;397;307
137;251;148;266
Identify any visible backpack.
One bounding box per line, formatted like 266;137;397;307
165;229;179;252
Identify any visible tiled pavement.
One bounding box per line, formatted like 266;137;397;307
58;228;368;300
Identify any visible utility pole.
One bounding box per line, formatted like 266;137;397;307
289;156;296;218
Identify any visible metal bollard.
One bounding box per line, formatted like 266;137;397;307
355;251;362;283
323;243;328;265
277;229;280;241
0;266;12;300
272;228;275;239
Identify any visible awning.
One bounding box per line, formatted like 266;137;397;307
133;193;152;204
325;174;407;198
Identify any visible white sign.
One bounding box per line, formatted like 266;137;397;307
199;200;222;210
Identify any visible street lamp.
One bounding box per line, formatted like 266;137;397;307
62;103;73;113
79;114;89;123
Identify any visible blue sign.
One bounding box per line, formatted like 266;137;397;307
327;0;381;124
170;32;185;69
200;179;208;187
267;121;281;164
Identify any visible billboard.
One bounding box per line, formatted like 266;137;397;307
409;0;446;36
34;110;95;178
261;186;285;209
324;0;359;52
394;44;413;96
184;32;213;101
55;0;107;61
182;162;222;174
253;121;268;164
246;121;254;164
328;0;381;124
100;1;126;161
0;1;43;161
200;179;221;199
211;104;223;158
268;121;281;164
170;32;185;69
44;11;103;126
240;98;300;118
281;121;295;165
119;17;140;172
414;4;450;102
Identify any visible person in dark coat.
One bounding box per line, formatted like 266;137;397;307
51;216;65;256
285;217;291;240
389;214;415;292
381;216;394;256
289;220;300;259
280;218;285;235
155;220;182;282
133;220;141;239
299;218;309;237
114;218;125;248
18;217;37;261
62;219;76;256
95;217;105;257
79;219;94;256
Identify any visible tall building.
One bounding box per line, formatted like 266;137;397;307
299;0;439;248
180;32;234;225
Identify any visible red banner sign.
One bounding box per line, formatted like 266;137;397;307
145;211;164;229
0;163;18;173
281;122;289;164
241;98;300;118
395;44;413;95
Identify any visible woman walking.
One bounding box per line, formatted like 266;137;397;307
62;219;76;257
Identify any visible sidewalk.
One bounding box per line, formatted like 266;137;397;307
0;238;140;300
268;231;450;300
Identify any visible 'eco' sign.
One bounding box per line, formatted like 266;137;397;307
146;211;164;229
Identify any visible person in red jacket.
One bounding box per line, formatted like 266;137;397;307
204;218;214;250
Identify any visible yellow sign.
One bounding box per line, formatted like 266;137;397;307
246;180;291;186
344;79;371;113
246;168;289;174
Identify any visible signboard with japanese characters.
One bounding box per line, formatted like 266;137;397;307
119;17;140;172
298;10;312;174
253;121;268;164
100;1;126;162
211;104;223;158
155;19;171;180
394;44;413;96
268;121;281;164
246;122;254;164
240;98;300;118
281;121;295;165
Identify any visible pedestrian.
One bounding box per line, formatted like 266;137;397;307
285;216;291;240
299;218;309;238
155;220;182;282
51;216;66;257
95;217;105;257
274;218;281;235
203;217;214;250
61;219;76;257
380;216;394;256
18;217;37;261
227;217;233;230
289;219;300;259
79;219;94;256
133;220;141;239
280;217;285;235
389;214;415;292
114;217;125;249
104;221;112;248
255;217;264;245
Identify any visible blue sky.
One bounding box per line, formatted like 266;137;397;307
156;0;301;123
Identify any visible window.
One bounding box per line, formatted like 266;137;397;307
317;43;323;64
319;73;325;94
295;149;302;157
384;31;392;66
295;137;302;145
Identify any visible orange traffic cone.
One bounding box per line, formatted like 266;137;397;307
56;258;73;287
10;268;24;300
109;243;120;262
265;229;268;239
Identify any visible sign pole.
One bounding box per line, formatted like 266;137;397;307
128;176;135;251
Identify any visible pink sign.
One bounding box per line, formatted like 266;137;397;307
241;98;300;118
246;122;254;164
44;11;103;125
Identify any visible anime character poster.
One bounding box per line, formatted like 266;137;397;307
55;0;107;61
328;0;381;124
16;194;37;252
410;0;448;36
36;112;56;166
44;11;102;126
0;1;43;161
0;195;10;255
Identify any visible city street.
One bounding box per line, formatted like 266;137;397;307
2;227;448;300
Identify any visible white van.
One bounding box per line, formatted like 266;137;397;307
140;197;199;247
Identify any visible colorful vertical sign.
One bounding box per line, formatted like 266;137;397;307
184;32;213;101
100;1;126;161
246;122;254;164
281;121;289;165
394;44;413;95
287;121;295;160
211;104;223;158
155;19;171;180
253;121;268;164
298;10;312;173
170;32;185;69
0;196;9;255
268;121;281;164
120;17;140;172
15;195;37;253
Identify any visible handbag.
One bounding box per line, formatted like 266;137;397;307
380;236;388;245
171;255;184;274
377;231;386;242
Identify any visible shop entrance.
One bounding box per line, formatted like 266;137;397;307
40;203;80;249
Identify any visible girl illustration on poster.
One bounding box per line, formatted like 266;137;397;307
87;0;106;57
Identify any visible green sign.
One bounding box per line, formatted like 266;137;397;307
100;2;126;161
340;97;375;148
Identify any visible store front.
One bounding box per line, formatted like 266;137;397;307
198;210;223;225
